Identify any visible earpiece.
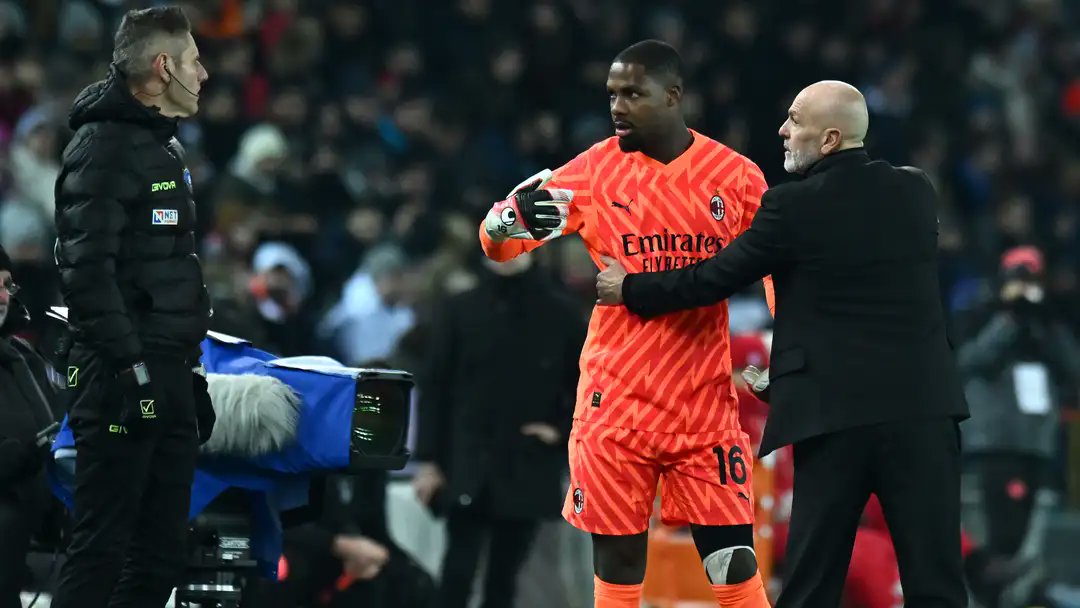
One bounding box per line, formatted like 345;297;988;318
164;61;199;98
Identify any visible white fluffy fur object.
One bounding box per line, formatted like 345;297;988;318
201;373;302;457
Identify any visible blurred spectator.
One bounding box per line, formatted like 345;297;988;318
211;122;302;255
209;240;315;356
317;244;416;367
956;245;1080;605
0;195;57;342
0;244;63;608
246;472;436;608
413;253;585;608
8;104;59;219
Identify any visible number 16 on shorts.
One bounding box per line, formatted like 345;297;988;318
656;432;756;529
714;443;748;486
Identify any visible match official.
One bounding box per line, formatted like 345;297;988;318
51;7;214;608
597;81;970;607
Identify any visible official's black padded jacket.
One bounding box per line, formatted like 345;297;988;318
54;65;210;367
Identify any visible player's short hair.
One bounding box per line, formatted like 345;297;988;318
613;39;683;85
112;6;191;81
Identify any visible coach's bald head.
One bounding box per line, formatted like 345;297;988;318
779;80;869;174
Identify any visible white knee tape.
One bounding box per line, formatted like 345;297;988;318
702;545;756;585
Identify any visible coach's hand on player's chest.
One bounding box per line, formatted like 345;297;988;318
596;256;627;305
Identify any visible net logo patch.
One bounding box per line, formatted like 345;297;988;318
152;209;179;225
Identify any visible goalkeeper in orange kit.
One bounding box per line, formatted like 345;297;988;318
479;40;774;608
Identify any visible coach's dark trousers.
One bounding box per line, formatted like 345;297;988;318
776;416;968;608
51;350;198;608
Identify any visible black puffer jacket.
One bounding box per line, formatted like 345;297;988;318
54;64;210;367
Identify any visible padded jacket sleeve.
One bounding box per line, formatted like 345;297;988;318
54;132;143;367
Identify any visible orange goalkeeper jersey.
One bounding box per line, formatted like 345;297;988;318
480;130;773;434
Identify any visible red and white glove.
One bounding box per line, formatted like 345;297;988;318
484;169;574;242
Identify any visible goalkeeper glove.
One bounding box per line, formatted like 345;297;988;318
484;169;573;241
742;365;771;403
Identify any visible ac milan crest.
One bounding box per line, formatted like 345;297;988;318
573;488;584;514
710;194;725;221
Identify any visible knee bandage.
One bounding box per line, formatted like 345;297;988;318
702;545;757;585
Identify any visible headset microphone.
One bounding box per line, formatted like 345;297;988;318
164;64;199;98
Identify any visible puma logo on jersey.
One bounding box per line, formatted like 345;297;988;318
152;180;177;192
611;199;632;215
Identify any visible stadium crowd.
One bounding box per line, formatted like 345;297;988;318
0;0;1078;606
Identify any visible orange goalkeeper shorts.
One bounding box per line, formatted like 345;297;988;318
562;419;755;535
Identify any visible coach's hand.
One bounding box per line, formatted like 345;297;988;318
596;256;627;305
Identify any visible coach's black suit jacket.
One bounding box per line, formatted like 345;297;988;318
623;148;969;457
